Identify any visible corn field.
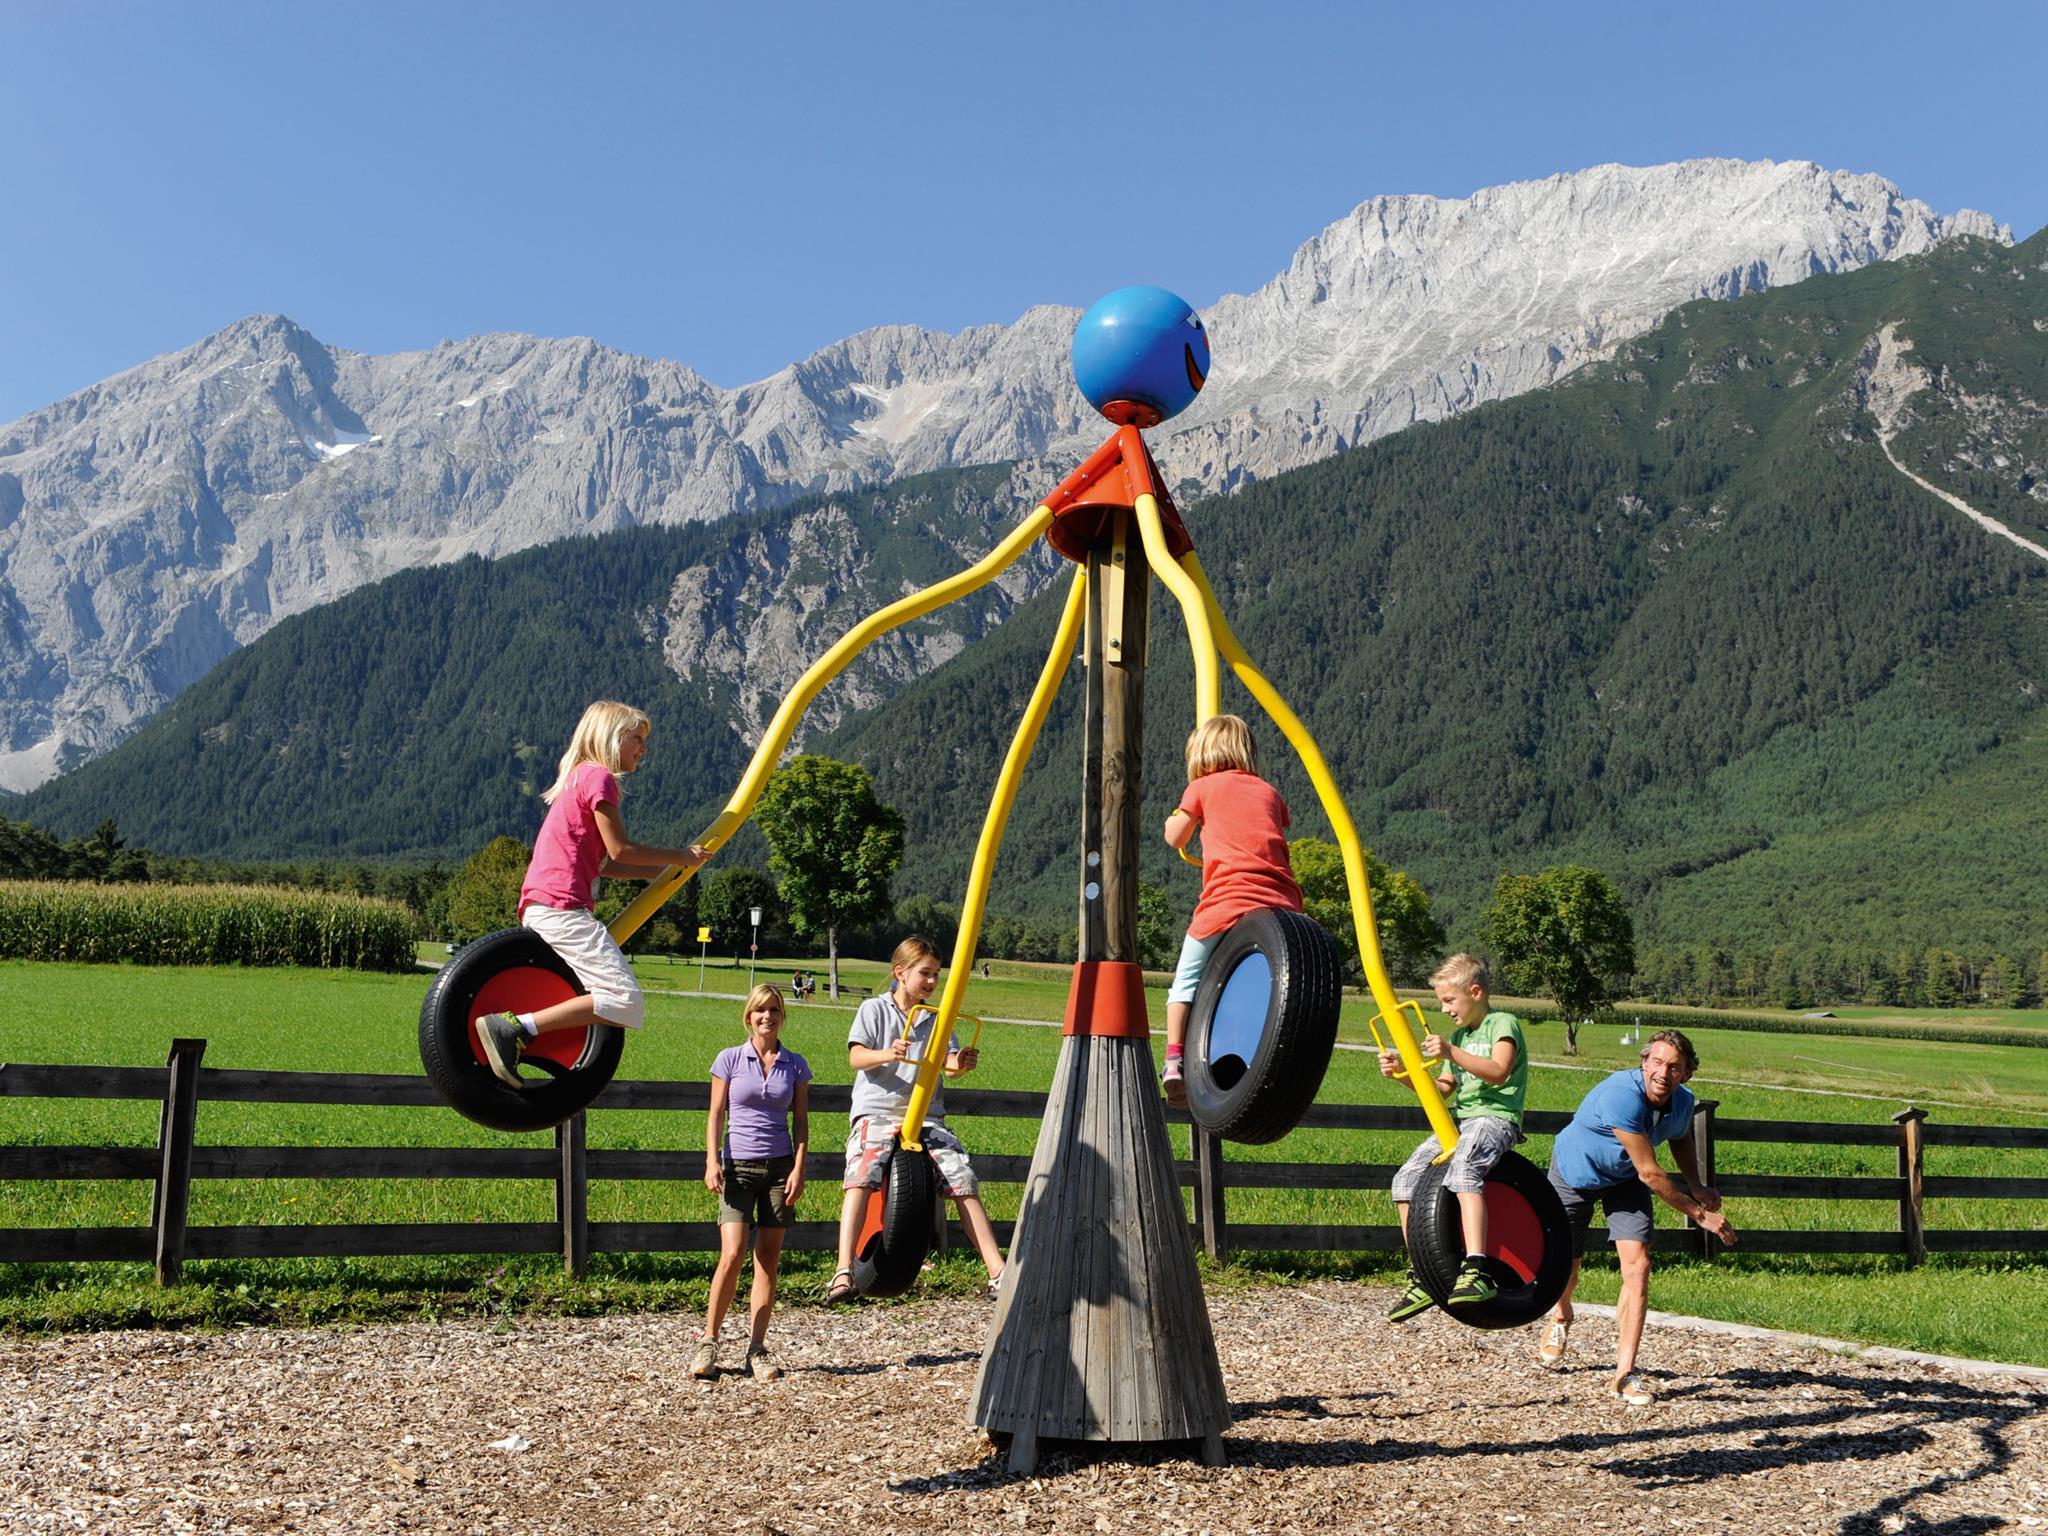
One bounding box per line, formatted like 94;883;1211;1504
0;881;416;971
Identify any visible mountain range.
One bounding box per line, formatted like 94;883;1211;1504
0;158;2009;791
20;222;2047;963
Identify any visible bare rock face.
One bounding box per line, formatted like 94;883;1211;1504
0;158;2008;789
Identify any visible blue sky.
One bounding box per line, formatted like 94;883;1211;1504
3;0;2042;425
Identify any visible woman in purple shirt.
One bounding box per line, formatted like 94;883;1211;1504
691;984;811;1382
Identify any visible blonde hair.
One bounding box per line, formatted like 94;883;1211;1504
891;935;941;973
1185;714;1256;781
541;701;649;804
743;983;786;1023
1430;953;1490;993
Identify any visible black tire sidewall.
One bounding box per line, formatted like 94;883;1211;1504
1408;1148;1574;1329
850;1141;937;1298
1184;908;1341;1144
418;927;625;1134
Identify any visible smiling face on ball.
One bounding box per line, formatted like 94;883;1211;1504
1071;285;1211;426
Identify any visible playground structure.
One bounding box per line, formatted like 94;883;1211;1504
420;285;1568;1465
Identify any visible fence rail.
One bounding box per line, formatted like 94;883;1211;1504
3;1039;2045;1282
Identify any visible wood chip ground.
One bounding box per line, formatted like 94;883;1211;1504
4;1282;2043;1534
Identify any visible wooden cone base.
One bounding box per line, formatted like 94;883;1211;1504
968;1031;1228;1472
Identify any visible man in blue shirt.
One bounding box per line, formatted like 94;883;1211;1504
1541;1030;1735;1405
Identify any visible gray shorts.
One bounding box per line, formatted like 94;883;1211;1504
718;1154;796;1229
1390;1114;1524;1202
1547;1165;1656;1253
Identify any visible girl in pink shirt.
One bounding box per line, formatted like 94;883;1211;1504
476;700;708;1088
1160;715;1304;1105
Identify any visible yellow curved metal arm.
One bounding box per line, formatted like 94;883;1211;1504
606;505;1058;944
1132;494;1220;722
899;566;1088;1148
1179;552;1460;1154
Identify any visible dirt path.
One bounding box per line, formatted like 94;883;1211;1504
4;1283;2043;1535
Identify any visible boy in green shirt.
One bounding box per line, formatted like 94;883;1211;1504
1378;953;1529;1318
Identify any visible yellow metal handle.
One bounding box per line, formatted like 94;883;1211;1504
904;1003;986;1061
899;566;1088;1148
901;1004;951;1075
1174;814;1202;866
606;505;1057;945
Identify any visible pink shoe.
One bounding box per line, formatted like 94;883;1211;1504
1162;1058;1187;1108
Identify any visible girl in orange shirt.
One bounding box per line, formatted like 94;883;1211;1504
1160;715;1304;1104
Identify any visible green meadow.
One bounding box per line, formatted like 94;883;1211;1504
2;955;2044;1364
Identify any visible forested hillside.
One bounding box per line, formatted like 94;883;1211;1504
20;229;2047;970
17;464;1031;866
822;228;2048;960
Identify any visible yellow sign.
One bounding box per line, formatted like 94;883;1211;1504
697;926;711;944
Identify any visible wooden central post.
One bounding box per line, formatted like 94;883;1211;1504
1080;510;1147;959
969;503;1229;1473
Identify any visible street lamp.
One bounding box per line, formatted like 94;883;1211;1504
749;905;762;991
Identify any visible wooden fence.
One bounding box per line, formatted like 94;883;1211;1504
3;1039;2045;1283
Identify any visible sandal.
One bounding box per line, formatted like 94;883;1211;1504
1537;1316;1572;1368
825;1266;859;1303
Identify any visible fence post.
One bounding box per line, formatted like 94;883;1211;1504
1893;1106;1926;1268
151;1038;206;1286
555;1111;588;1279
1691;1099;1718;1260
1193;1124;1227;1263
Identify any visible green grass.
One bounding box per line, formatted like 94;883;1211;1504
2;957;2044;1363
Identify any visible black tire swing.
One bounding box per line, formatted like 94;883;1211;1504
417;926;626;1134
1405;1148;1574;1329
1183;906;1343;1144
847;1134;939;1298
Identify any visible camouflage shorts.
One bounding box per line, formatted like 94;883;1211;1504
1389;1114;1524;1201
843;1117;979;1198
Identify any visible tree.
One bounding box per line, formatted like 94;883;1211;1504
893;892;960;959
1478;866;1636;1043
755;755;905;998
699;867;783;959
1764;946;1804;1011
1135;883;1179;971
1923;947;1967;1009
80;820;150;883
982;914;1021;960
1980;953;2021;1009
1288;837;1446;986
1014;923;1057;963
446;837;531;942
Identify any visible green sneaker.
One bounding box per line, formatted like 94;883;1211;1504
1446;1260;1499;1308
1386;1274;1435;1322
475;1013;528;1088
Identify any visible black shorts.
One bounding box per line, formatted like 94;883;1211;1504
718;1154;796;1228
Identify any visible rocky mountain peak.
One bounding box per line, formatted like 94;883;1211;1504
0;158;2013;790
